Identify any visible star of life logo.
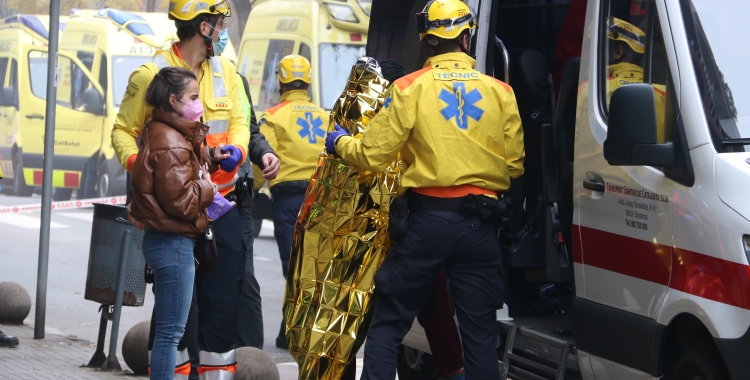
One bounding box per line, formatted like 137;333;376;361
438;82;484;130
297;112;325;144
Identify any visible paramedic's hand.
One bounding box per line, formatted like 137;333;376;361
261;153;280;180
326;125;347;155
219;144;242;172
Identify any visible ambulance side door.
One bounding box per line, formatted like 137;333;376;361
0;44;18;178
575;0;677;353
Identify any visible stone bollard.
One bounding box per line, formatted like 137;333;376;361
0;282;31;324
122;320;150;375
236;347;280;380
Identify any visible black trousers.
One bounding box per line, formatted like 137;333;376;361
235;203;264;348
361;209;505;380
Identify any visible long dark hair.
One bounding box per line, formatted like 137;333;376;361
145;67;197;113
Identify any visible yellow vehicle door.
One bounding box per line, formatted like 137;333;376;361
23;47;104;190
0;37;19;182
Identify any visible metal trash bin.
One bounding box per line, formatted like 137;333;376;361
84;203;146;307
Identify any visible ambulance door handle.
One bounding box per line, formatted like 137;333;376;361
583;178;605;192
25;114;44;120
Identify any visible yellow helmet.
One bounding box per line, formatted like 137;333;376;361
168;0;231;21
607;17;645;54
277;55;312;84
416;0;476;41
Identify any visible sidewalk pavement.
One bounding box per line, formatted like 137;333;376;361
0;323;370;380
0;323;141;379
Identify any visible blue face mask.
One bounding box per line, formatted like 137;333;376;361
212;29;229;56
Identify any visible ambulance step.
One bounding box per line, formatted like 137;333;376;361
499;320;574;380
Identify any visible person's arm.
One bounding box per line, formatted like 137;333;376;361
502;88;525;179
112;66;156;171
237;72;276;167
152;148;215;221
225;64;250;164
335;87;413;171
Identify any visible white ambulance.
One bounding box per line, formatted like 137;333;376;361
369;0;750;379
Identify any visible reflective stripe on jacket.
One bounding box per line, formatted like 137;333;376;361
111;43;250;192
336;52;525;192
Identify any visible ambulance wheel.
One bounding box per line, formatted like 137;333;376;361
671;343;729;380
396;345;436;380
52;188;72;201
96;161;111;198
13;161;32;197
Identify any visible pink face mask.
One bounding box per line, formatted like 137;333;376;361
179;98;205;121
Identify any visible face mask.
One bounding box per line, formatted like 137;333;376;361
180;98;204;121
212;29;229;56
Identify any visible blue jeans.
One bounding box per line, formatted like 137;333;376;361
271;192;305;278
143;229;197;380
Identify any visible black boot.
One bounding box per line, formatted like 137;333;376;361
275;320;288;349
0;330;19;347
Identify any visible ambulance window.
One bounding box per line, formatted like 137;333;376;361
258;39;295;111
0;58;18;106
298;43;312;99
319;44;367;110
299;43;312;62
600;0;675;144
0;58;8;88
98;53;108;100
27;51;48;100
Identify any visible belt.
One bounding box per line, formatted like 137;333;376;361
409;193;465;212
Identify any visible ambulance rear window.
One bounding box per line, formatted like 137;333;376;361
112;55;151;106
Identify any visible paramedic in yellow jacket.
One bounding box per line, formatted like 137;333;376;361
111;1;256;379
325;0;524;379
253;55;328;350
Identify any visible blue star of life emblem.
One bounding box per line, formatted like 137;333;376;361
438;82;484;129
297;112;325;144
384;94;392;108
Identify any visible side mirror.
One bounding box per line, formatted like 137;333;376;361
1;86;18;109
603;84;674;167
82;88;104;115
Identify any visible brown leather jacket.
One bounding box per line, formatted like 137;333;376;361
129;108;215;238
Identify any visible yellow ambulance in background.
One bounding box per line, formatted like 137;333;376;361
0;14;68;196
237;0;369;113
17;9;182;200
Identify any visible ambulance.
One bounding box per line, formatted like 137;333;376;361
369;0;750;379
237;0;370;229
236;0;369;113
0;14;67;196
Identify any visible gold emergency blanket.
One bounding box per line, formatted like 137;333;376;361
283;58;405;379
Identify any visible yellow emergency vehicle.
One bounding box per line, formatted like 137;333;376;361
0;14;68;196
17;9;182;200
237;0;369;113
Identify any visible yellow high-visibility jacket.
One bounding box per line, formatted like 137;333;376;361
336;52;525;192
253;90;328;189
111;43;249;192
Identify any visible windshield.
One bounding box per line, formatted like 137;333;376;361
112;55;152;107
684;0;750;142
319;43;367;110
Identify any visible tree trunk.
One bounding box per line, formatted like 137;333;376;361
227;0;252;55
146;0;155;12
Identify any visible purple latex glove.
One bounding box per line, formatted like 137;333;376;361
219;144;242;172
206;193;235;221
325;124;348;155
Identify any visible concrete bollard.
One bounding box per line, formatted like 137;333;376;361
122;320;150;375
236;347;280;380
0;282;31;324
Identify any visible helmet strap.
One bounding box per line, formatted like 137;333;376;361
198;17;220;58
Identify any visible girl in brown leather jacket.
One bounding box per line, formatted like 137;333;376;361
128;67;216;380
